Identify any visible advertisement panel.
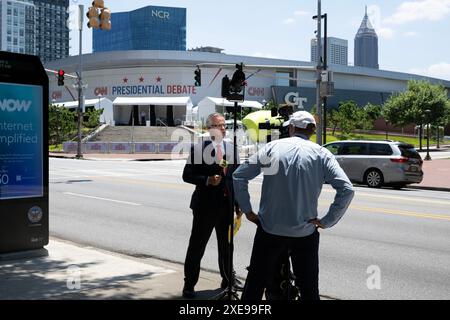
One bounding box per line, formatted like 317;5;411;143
0;52;49;254
0;82;43;200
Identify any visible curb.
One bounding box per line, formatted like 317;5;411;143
49;154;76;159
408;186;450;192
49;154;182;162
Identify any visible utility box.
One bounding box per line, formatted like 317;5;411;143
0;52;49;254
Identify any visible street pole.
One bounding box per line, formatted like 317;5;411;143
315;0;323;145
424;110;431;160
323;13;327;144
76;4;84;159
131;107;135;154
425;124;431;160
419;124;423;151
437;123;440;149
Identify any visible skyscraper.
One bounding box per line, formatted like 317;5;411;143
33;0;69;62
0;0;35;55
0;0;69;62
354;7;379;69
311;37;348;66
93;5;187;53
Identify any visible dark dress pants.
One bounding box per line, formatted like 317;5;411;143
184;197;233;288
241;225;320;300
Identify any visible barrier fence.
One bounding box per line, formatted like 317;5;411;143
63;142;194;154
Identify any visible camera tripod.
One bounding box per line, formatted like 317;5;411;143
265;250;301;300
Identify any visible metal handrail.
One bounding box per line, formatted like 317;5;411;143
157;119;169;135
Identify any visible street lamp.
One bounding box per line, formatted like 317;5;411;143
424;109;431;161
313;7;328;145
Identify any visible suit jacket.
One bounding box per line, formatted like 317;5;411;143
183;139;240;212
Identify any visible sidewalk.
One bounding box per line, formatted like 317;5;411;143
0;238;227;300
410;158;450;192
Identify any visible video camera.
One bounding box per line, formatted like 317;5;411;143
241;106;294;144
257;106;293;142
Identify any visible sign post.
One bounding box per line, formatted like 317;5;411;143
0;52;49;254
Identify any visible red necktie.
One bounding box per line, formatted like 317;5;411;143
216;144;227;175
217;144;229;196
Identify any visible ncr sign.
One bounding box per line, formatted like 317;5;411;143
0;51;49;254
152;10;170;20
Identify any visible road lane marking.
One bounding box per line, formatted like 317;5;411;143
58;175;449;221
316;203;450;221
247;180;450;206
63;192;142;206
348;205;450;221
349;191;450;206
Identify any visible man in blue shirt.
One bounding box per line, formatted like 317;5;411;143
233;111;354;300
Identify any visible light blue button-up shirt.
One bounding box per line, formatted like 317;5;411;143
233;134;355;237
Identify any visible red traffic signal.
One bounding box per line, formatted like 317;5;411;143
57;69;65;86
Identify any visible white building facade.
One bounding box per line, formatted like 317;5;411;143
45;50;450;128
311;37;348;66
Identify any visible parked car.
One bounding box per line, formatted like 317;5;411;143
323;140;423;189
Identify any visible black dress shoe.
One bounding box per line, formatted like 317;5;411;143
182;285;196;299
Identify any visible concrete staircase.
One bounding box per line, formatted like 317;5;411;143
88;126;195;143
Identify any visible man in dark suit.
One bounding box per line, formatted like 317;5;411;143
182;113;243;299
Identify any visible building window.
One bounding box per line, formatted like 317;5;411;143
276;72;290;87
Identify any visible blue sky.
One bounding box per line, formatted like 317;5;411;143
68;0;450;80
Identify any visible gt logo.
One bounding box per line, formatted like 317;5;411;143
285;92;307;109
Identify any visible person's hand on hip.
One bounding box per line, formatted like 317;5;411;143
308;218;325;229
245;211;259;225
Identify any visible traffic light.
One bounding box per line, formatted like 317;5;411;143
99;7;111;30
221;75;230;98
194;67;201;87
57;69;65;86
92;0;104;7
87;1;111;30
229;63;246;94
221;63;246;101
86;6;100;29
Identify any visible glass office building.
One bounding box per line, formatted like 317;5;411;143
93;5;186;52
0;0;69;62
0;0;35;55
34;0;70;62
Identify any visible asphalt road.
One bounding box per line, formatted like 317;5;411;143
49;158;450;300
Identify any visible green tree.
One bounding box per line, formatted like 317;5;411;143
327;107;340;135
335;100;360;136
359;103;382;130
48;104;76;145
263;99;278;111
383;80;449;127
84;108;104;128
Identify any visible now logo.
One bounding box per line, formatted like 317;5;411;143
0;99;32;112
